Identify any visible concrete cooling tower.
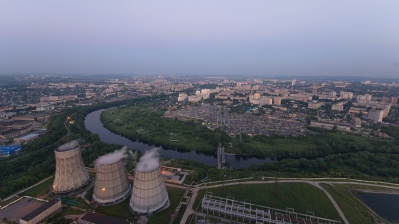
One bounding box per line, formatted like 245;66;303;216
93;148;132;205
51;140;91;194
130;149;169;214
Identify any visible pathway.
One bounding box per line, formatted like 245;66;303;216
2;176;53;202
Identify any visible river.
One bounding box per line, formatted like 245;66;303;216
84;109;273;169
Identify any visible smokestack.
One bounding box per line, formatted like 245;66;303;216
93;147;132;205
52;140;91;194
130;148;169;214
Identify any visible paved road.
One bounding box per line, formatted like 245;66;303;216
180;187;199;224
309;182;349;224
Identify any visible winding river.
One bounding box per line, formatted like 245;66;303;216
84;109;273;168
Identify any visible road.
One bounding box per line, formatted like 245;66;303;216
178;179;399;224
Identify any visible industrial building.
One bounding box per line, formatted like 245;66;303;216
93;158;131;205
52;140;91;194
0;145;22;156
130;149;169;214
19;199;62;224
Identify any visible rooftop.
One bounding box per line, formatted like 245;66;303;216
21;199;60;221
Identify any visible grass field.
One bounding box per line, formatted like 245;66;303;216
320;184;398;224
95;196;138;221
173;204;187;224
193;183;343;222
20;177;54;198
148;187;185;224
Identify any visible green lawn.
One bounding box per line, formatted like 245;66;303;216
148;187;185;224
84;185;94;201
95;196;138;221
173;204;187;224
20;177;54;198
194;183;342;222
320;184;395;224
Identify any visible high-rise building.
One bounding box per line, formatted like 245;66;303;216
273;97;282;106
367;109;384;123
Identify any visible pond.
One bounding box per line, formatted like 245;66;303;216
358;192;399;222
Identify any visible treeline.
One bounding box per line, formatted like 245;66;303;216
250;151;399;182
242;132;399;158
101;106;231;153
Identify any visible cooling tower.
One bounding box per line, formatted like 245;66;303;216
130;149;169;214
51;140;91;194
93;159;131;205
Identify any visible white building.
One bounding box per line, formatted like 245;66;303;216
357;94;372;103
340;91;353;100
188;95;202;103
177;93;188;102
331;102;344;111
259;97;273;106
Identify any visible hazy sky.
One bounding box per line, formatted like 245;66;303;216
1;1;398;76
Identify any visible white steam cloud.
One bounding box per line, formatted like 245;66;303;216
96;146;131;165
58;140;79;151
136;148;160;172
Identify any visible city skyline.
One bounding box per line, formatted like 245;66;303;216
1;1;399;76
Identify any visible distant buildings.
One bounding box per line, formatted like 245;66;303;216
367;109;384;123
178;93;188;102
340;91;353;100
273;97;282;105
357;94;372;103
259;97;273;106
331;102;344;111
308;102;324;109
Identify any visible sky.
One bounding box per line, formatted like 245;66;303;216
0;1;398;77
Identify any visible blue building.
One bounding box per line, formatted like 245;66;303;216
0;146;23;155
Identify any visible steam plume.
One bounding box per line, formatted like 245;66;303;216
136;148;160;172
58;140;79;151
96;146;130;165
